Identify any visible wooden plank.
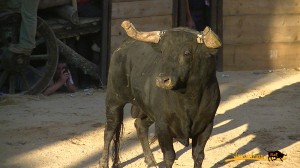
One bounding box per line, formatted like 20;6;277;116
38;0;71;9
113;0;149;2
223;15;300;44
111;15;173;36
223;0;300;16
112;0;173;19
111;35;128;53
223;43;300;70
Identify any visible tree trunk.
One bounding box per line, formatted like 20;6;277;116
56;39;101;81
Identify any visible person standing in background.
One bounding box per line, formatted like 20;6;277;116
185;0;211;31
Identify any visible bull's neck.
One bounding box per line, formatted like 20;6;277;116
185;58;217;100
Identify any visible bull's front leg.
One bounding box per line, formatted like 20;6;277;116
99;124;113;168
156;124;175;168
192;122;213;168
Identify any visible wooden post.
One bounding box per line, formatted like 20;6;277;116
38;0;72;9
178;0;186;27
100;0;112;86
215;0;223;71
172;0;179;27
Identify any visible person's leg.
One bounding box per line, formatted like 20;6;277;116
8;0;40;55
6;0;21;9
19;0;40;49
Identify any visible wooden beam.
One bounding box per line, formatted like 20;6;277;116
223;0;300;16
223;43;300;70
112;0;173;19
223;15;300;44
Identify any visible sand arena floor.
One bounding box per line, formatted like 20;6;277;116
0;69;300;168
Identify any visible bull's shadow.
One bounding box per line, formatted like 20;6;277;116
68;77;300;168
206;81;300;167
115;79;300;168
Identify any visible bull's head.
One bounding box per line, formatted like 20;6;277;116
121;20;222;90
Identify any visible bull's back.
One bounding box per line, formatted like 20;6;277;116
107;39;161;102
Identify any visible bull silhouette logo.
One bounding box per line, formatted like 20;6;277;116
265;150;287;161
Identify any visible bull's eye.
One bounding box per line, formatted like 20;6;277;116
179;50;192;64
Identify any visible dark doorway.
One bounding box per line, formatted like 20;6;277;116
173;0;223;71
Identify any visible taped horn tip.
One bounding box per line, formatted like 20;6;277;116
198;26;222;48
120;20;161;43
121;20;131;29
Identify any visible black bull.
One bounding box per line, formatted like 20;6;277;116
99;27;221;168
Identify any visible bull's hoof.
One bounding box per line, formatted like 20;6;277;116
98;162;108;168
112;163;121;168
145;160;157;168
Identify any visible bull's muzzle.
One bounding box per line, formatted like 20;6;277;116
156;76;175;90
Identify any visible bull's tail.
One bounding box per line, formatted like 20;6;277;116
112;121;124;168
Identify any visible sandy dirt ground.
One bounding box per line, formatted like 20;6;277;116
0;69;300;168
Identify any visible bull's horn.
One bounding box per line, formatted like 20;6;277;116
121;20;162;43
197;26;222;48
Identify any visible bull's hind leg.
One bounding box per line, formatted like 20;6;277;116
134;118;157;167
132;105;156;167
192;122;213;168
99;100;126;168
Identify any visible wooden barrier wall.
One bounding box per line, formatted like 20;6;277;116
222;0;300;70
111;0;173;52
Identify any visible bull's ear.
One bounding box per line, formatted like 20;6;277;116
209;48;219;56
197;27;222;49
201;47;219;58
121;20;163;43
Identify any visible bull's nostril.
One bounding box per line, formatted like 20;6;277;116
163;78;170;83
